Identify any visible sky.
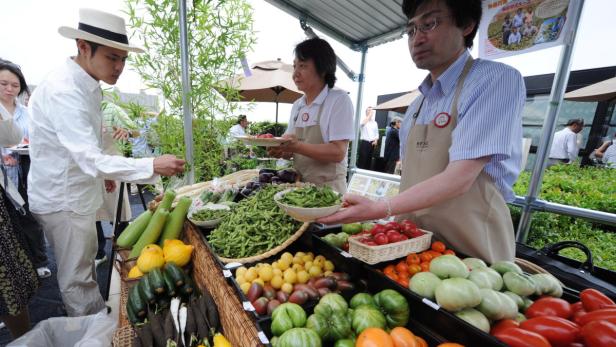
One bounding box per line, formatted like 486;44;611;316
2;0;616;123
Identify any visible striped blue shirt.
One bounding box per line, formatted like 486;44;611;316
399;50;525;202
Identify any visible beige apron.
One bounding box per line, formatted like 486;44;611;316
399;57;515;262
293;91;347;193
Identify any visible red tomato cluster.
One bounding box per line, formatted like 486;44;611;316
492;288;616;347
353;220;424;246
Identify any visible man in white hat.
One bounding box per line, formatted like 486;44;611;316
27;8;185;316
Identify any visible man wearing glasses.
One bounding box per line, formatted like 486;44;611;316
320;0;525;263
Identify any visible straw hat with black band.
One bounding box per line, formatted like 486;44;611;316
58;8;144;53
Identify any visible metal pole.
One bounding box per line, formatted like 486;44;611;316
178;0;195;184
516;0;585;242
349;46;368;177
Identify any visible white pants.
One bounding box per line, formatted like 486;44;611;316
33;211;105;317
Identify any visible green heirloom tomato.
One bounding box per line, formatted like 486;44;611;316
435;278;481;312
342;223;363;235
521;297;534;312
278;328;322;347
350;293;375;309
476;288;507;320
498;292;519;320
503;272;536;297
373;289;410;328
455;308;490;333
530;273;562;297
429;254;469;279
334;339;355;347
314;293;348;315
351;306;387;334
409;272;441;300
490;261;523;275
361;223;375;232
306;311;351;342
271;303;307;336
462;257;488;270
468;267;503;291
503;291;524;310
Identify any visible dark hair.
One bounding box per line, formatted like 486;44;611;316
237;114;247;124
0;60;29;96
566;118;584;127
294;38;337;88
76;40;101;57
402;0;482;48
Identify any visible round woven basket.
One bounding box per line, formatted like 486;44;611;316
218;222;310;264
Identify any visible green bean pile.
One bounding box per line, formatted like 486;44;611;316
279;185;342;208
190;208;229;221
207;185;301;258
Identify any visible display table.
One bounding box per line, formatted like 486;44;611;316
113;221;265;346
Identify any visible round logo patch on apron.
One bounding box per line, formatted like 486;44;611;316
301;112;310;122
433;112;451;128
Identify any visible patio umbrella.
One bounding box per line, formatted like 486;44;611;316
217;59;303;124
373;90;421;113
564;76;616;102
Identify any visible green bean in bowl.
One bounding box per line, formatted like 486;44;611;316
190;208;229;221
278;186;341;208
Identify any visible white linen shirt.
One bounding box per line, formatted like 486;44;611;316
228;124;246;138
28;58;157;215
549;127;579;162
360;120;379;142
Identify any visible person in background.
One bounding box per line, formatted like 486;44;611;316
0;60;51;279
268;37;354;193
593;133;616;168
548;118;584;166
384;118;402;174
28;8;185;317
502;14;512;46
512;8;524;29
357;106;379;170
0;104;38;339
321;0;526;263
228;114;249;138
508;26;522;45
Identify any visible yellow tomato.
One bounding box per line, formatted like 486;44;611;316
236;274;247;285
324;260;335;272
252;278;265;287
244;267;258;282
235;266;247;278
270;275;284;289
291;264;304;272
273;268;283;277
281;282;293;294
280;252;293;264
296;270;310;284
240;282;251;294
258;266;274;282
308;266;322;277
283;269;297;284
277;259;291;271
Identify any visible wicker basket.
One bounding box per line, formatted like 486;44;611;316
112;325;136;347
348;230;433;265
217;222;310;264
515;257;565;287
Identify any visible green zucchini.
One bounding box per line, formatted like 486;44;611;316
159;189;176;211
158;196;192;246
116;210;153;248
129;284;147;318
148;268;166;295
162;270;177;297
126;298;141;325
164;262;185;287
129;207;169;258
138;274;157;305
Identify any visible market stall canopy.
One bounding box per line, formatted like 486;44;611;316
264;0;407;50
564;76;616;102
373;90;421;113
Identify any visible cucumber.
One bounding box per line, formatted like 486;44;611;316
159;189;177;211
158;196;192;246
148;268;166;295
138;274;157;305
126;298;141;325
129;208;169;258
129;284;147;318
163;270;177;297
164;262;185;287
116;210;153;248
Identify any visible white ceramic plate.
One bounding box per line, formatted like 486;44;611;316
188;204;231;228
274;188;342;222
235;135;288;147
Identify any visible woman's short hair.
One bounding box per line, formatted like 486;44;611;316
0;60;29;96
294;37;337;88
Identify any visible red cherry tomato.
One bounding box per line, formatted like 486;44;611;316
580;289;615;312
526;297;572;319
580;320;616;347
520;316;580;347
494;327;552;347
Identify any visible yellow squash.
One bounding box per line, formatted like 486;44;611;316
213;333;232;347
163;239;194;267
136;244;165;273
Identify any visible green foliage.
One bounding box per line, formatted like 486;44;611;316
512;165;616;270
124;0;255;182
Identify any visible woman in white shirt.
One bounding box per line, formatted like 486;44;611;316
269;38;354;193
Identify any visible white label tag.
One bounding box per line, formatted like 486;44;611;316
225;262;243;270
422;298;440;310
257;331;269;344
243;301;255;311
340;251;353;258
222;270;232;278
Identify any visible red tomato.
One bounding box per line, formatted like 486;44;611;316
494;327;552;347
580;320;616;347
371;224;386;236
375;233;389;245
520;316;580;347
490;319;519;335
409;229;425;238
580;289;615;312
571;302;584;314
574;308;616;326
384;221;401;231
526;297;573;319
386;230;403;243
399;234;409;241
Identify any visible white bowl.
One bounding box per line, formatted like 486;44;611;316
188;204;230;228
274;188;342;222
